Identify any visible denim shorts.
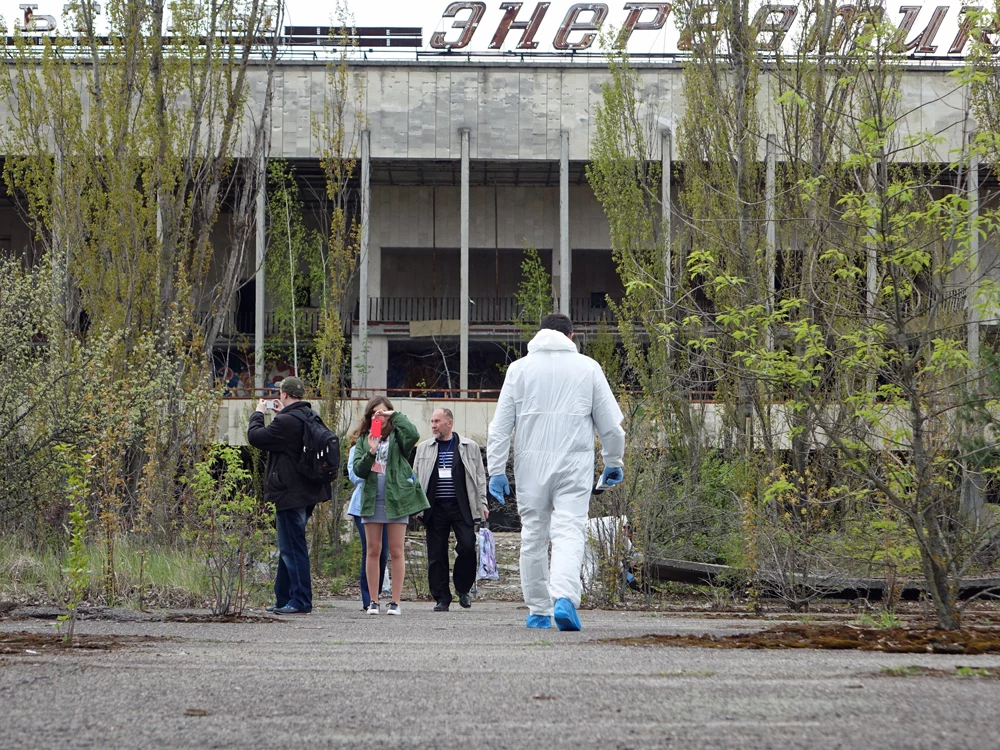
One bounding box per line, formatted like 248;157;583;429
362;473;408;524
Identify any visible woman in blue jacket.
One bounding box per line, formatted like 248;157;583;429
347;441;388;610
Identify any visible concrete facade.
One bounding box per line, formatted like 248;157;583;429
0;57;986;395
260;63;970;162
249;60;975;390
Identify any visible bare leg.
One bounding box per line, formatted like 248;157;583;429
365;523;385;605
388;523;407;604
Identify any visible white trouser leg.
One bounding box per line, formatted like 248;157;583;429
548;477;592;607
518;489;554;617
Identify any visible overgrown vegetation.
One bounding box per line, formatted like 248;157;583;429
587;3;1000;629
0;1;365;615
183;446;272;616
3;0;1000;632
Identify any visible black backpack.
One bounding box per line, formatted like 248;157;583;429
287;408;341;484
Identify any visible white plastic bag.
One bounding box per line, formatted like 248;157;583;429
477;527;499;580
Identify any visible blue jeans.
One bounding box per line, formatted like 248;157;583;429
354;514;387;608
274;505;314;612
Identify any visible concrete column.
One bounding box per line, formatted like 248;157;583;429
368;336;389;391
765;133;776;352
52;150;69;334
866;161;879;321
357;129;371;389
964;139;983;521
254;149;266;391
661;129;672;305
559;131;570;316
460;128;470;394
967;144;980;367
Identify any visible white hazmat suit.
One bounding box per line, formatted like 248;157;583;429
487;328;625;617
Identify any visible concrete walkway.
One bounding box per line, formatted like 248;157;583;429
2;600;1000;749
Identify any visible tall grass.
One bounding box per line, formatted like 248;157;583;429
0;535;231;608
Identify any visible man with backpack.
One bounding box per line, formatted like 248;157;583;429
248;376;336;615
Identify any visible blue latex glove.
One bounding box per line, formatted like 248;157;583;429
488;475;511;504
600;466;624;487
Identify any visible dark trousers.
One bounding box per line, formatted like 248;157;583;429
354;514;388;608
275;505;314;612
426;501;476;604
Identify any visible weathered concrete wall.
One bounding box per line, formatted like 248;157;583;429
370;183;614;299
212;397;856;452
264;62;971;162
0;61;972;162
217;397;499;446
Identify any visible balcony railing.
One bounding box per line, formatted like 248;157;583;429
228;309;323;337
207;297;623;339
358;296;623;325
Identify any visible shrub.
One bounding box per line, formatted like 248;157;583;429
183;445;273;616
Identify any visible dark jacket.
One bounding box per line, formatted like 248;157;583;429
352;412;430;519
247;401;332;512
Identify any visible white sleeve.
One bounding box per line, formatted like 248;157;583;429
592;365;625;468
487;369;518;477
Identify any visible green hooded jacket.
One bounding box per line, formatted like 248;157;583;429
352;412;430;518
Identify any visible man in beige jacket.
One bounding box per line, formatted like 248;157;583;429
414;408;489;611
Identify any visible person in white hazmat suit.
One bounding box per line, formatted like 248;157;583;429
487;313;626;631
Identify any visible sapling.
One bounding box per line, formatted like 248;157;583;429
184;445;272;616
56;445;93;646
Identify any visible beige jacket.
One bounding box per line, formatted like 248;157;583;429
414;434;488;523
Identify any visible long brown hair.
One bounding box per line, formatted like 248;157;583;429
352;395;394;442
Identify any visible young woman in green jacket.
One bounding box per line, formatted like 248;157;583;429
352;396;430;615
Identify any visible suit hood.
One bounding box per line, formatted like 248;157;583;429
527;328;577;353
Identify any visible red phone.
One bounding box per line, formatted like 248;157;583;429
371;416;384;439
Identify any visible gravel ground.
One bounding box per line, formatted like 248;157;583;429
3;600;1000;749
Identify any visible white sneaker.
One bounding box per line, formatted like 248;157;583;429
386;602;401;616
366;602;380;615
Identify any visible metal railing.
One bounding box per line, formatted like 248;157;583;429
359;296;623;325
220;387;503;400
899;288;967;318
219;386;719;402
225;309;322;337
206;296;625;339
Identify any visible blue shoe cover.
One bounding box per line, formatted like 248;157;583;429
553;598;581;631
525;614;552;629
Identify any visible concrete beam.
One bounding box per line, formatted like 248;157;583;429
254;150;266;391
358;129;371;388
765;133;776;352
559;130;570;316
661;129;672;305
963;137;984;521
967;143;980;367
460;128;470;393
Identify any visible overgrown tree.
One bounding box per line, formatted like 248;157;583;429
591;1;1000;628
0;0;281;562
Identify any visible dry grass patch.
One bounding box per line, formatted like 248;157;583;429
605;623;1000;654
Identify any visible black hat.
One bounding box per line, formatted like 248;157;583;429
279;377;306;399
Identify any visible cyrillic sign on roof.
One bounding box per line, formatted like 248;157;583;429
5;1;996;59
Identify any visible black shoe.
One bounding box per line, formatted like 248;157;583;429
433;601;450;612
265;604;285;612
274;605;308;615
459;593;472;609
